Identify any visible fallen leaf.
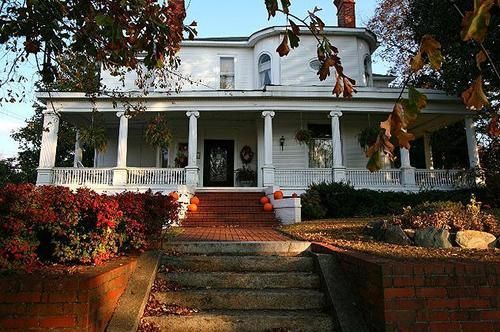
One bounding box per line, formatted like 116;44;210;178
276;33;290;56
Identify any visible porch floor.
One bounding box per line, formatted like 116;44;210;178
174;227;290;242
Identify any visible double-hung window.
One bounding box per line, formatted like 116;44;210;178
308;124;333;168
220;57;235;89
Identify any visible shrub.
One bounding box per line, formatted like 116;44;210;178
300;181;495;220
392;197;499;236
0;184;180;270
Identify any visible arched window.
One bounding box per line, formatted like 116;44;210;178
258;54;272;87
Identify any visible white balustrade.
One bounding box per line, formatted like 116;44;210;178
53;168;113;186
127;168;186;185
346;169;401;187
275;168;333;187
415;169;468;189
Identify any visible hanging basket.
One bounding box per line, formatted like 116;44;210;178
145;114;173;149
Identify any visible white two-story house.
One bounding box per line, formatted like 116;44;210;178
35;0;479;195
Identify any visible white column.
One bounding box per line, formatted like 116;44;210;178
73;130;83;168
261;111;275;187
36;109;60;185
423;133;434;170
465;117;480;168
400;147;416;187
113;111;129;186
329;110;346;182
185;111;200;186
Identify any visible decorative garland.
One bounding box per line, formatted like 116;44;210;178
240;145;254;164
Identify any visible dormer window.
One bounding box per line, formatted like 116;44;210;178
258;54;272;87
220;57;235;89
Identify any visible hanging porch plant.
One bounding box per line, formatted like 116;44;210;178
357;126;381;151
295;129;313;145
79;112;108;152
145;114;173;149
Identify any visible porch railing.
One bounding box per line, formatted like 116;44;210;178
346;169;401;187
415;169;466;189
127;168;186;185
275;168;333;187
53;168;113;186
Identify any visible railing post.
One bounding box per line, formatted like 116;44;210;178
113;111;129;186
261;111;275;186
37;108;60;185
329;110;346;182
185;111;200;186
400;147;417;189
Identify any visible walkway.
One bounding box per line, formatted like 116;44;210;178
174;227;290;242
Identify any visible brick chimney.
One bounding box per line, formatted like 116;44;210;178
334;0;356;28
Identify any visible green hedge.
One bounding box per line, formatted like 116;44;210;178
301;182;492;220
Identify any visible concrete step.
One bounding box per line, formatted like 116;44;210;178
181;223;278;228
158;271;320;289
161;255;315;272
154;289;325;310
142;310;335;332
162;241;311;256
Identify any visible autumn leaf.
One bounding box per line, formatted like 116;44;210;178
410;35;443;72
342;76;357;98
380;114;392;137
475;50;487;69
289;19;300;35
276;33;290;56
461;0;495;43
402;86;427;122
287;29;300;49
317;56;337;81
461;76;489;110
333;74;342;97
265;0;279;19
396;130;415;150
487;115;500;137
280;0;291;14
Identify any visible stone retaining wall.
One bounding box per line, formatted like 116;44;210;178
0;256;137;331
312;243;499;331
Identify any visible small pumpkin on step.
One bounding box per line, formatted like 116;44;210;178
259;196;270;204
263;203;273;212
190;196;200;205
188;203;198;212
273;191;284;200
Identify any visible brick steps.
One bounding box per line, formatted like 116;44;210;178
183;191;279;228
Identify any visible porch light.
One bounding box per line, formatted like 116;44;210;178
280;136;285;151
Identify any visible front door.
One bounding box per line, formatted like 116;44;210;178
203;140;235;187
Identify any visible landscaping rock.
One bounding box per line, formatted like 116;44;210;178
365;220;388;241
455;230;497;249
384;224;412;246
404;229;416;239
414;227;452;249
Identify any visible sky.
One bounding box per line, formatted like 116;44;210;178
0;0;388;159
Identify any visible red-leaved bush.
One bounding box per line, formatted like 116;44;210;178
392;197;498;236
0;184;179;270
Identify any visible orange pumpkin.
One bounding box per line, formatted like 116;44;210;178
169;191;179;200
259;196;270;205
263;203;273;212
273;191;284;200
291;193;298;198
190;196;200;205
188;203;198;212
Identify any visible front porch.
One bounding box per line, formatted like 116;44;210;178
35;87;480;193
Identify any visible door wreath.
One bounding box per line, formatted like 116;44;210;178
240;145;254;164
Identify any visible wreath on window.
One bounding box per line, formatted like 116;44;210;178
240;145;254;164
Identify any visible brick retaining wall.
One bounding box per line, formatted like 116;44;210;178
312;243;499;332
0;256;137;331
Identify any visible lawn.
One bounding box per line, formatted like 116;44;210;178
280;218;499;263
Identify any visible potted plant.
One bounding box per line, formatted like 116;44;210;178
79;112;108;152
295;129;313;145
236;165;256;187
